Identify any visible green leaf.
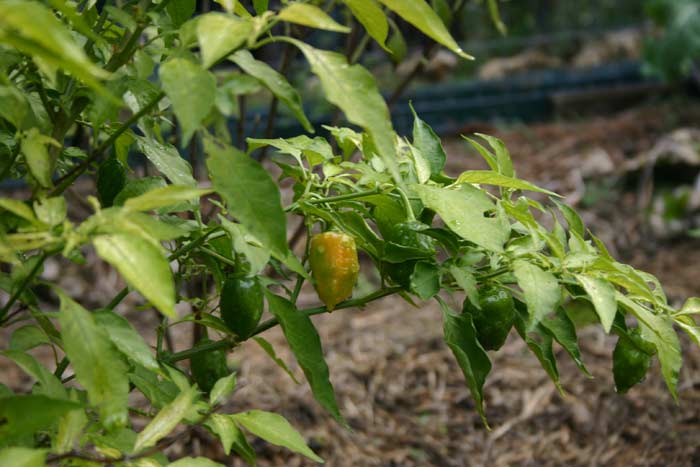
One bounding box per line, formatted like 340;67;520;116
135;136;197;188
278;3;350;33
124;185;211;211
205;414;256;462
209;373;237;406
33;196;66;226
575;275;616;333
93;234;176;318
0;447;47;467
167;0;196;27
266;292;345;426
253;0;268;14
97;157;127;207
282;38;400;185
9;325;50;351
410;103;446;176
21;128;56;187
386;19;407;62
58;293;129;429
232;410;324;463
113;177;167;207
0;395;81;446
205;137;299;273
553;199;585;237
168;457;225;467
513;260;560;329
513;303;563;394
455;170;559;196
219;217;271;275
129;366;179;410
134;385;199;452
0;85;30;129
449;265;479;309
343;0;389;49
409;261;440;299
0;0;108;90
96;208;191;243
159;59;216;144
540;309;590;376
413;184;510;252
377;0;472;59
197;13;253;69
254;336;300;384
0;198;40;226
617;294;681;401
231;50;312;132
93;310;159;371
54;389;88;454
247;135;332;167
440;300;491;426
473;133;514;177
1;350;66;399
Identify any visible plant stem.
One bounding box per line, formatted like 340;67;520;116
50;91;165;196
163;287;401;363
0;252;49;322
305;187;382;205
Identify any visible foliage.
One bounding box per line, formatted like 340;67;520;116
0;0;698;465
643;0;700;80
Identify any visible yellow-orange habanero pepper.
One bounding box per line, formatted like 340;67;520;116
309;231;359;310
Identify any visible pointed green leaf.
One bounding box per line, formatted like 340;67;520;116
455;170;559;196
440;300;491;426
413;184;510;252
134;385;199;452
124;185;211;211
93;234;176;318
0;395;81;445
1;350;66;399
204;414;256;462
254;336;300;384
540;308;590;376
377;0;472;59
231;50;313;132
343;0;389;49
58;293;129;429
167;0;196;27
168;457;225;467
94;310;159;371
21;128;55;188
205;137;302;274
9;325;50;352
135;136;196;187
0;198;40;225
278;3;350;33
232;410;324;463
410;103;446;176
266;292;345;426
209;373;237;406
513;260;560;329
0;447;47;467
197;13;253;69
159;59;216;144
576;275;616;333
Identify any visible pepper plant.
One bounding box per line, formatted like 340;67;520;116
0;0;699;466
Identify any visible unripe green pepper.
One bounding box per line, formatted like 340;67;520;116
613;328;654;393
309;231;359;310
462;285;515;351
383;221;435;289
220;275;264;339
190;337;228;393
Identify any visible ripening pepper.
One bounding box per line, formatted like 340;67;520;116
462;285;516;351
220;275;264;339
309;231;359;310
190;337;229;393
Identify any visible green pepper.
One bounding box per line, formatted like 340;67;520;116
383;221;435;289
190;337;229;393
462;285;515;351
309;231;359;310
220;275;264;339
613;328;654;393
